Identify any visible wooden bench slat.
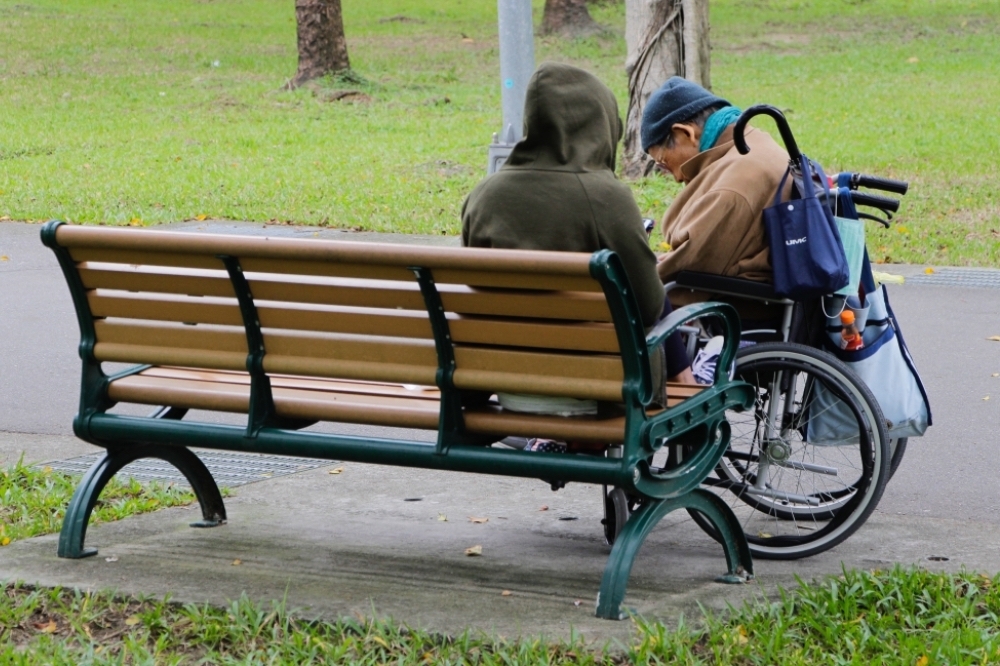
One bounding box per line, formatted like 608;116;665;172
463;407;628;443
107;374;250;412
455;346;624;381
141;367;442;401
249;278;427;311
449;317;619;353
89;292;244;326
79;266;235;297
441;288;612;322
453;370;624;402
262;331;438;366
239;257;418;283
71;248;226;271
263;356;439;386
56;226;597;277
257;305;433;339
95;344;248;371
431;268;601;293
272;388;440;429
94;320;248;352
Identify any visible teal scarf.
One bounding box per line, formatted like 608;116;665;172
699;105;742;152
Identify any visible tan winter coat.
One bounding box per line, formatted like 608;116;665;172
656;128;790;289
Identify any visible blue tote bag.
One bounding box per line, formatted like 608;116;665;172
764;155;850;300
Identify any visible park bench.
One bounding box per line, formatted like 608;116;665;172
43;221;755;620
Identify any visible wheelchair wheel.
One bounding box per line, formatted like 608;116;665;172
692;342;890;559
888;437;907;481
602;486;629;546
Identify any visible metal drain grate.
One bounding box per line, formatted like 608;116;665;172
907;268;1000;289
44;451;333;488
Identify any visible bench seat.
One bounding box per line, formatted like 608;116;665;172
109;366;702;443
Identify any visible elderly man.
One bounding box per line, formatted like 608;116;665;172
641;77;790;291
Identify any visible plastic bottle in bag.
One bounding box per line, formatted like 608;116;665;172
840;310;864;351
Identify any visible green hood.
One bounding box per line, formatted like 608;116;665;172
504;62;623;173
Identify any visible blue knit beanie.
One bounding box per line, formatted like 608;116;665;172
640;77;729;152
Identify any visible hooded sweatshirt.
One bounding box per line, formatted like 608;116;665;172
462;62;664;327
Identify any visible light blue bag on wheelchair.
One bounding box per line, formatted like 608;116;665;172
806;285;931;444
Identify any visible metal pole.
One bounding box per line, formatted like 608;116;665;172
489;0;535;173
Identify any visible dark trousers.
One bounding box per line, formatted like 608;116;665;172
661;296;691;377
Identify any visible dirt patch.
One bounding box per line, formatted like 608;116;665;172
949;204;1000;228
416;160;476;179
379;15;425;24
317;89;374;104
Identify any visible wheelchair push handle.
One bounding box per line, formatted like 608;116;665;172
847;173;909;196
733;104;802;161
849;191;901;214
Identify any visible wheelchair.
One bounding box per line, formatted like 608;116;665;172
598;105;915;559
664;272;901;559
600;271;901;559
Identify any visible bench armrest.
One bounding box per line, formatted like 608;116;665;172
645;301;741;385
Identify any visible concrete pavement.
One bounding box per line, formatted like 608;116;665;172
1;220;999;641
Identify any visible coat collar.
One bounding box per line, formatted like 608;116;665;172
679;126;752;183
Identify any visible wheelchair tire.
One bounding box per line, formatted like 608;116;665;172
691;342;891;560
602;487;630;546
888;437;907;481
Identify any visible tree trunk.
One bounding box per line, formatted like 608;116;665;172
290;0;350;88
622;0;711;179
541;0;601;38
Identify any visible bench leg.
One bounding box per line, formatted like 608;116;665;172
57;445;227;559
595;488;753;620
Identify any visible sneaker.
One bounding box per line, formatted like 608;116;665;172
526;438;568;454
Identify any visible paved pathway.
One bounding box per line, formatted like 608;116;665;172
1;221;998;642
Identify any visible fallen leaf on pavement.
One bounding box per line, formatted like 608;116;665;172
328;466;344;475
0;256;8;262
125;616;140;627
437;514;447;522
992;373;999;378
464;545;483;556
468;516;488;524
501;590;512;597
538;505;549;511
988;336;1000;342
983;396;990;401
924;267;934;274
34;620;57;634
232;558;242;566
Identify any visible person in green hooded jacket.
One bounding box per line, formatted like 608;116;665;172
461;63;695;406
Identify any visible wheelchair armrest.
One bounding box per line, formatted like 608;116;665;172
667;271;789;304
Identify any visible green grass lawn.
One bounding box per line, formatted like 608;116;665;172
0;460;195;547
0;0;997;264
4;567;1000;664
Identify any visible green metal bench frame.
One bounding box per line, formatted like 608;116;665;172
43;220;755;620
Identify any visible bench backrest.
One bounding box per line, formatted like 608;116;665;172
44;223;654;410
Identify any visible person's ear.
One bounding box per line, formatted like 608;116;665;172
671;123;700;147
